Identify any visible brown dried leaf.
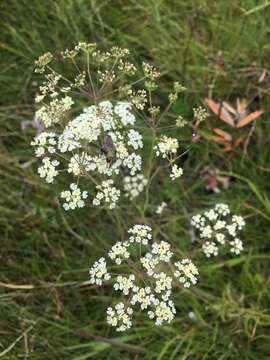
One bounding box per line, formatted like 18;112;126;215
213;128;232;142
222;145;233;152
207;176;219;193
203;133;226;143
236;110;263;128
205;99;234;126
236;98;248;115
222;101;237;115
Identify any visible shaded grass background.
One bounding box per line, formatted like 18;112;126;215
1;0;270;358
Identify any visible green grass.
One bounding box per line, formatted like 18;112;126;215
1;0;270;358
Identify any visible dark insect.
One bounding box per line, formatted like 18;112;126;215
102;134;116;163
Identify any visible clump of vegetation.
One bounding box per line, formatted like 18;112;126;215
1;1;270;359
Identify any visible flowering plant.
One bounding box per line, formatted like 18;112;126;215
191;203;245;257
32;43;195;211
89;224;199;331
32;43;246;332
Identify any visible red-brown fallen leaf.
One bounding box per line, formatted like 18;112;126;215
222;101;237;115
213;128;232;142
207;176;218;193
236;110;263;128
221;135;246;152
222;145;233;152
236;98;248;115
205;98;234;126
203;133;227;143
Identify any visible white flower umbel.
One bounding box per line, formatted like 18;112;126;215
31;132;57;157
33;44;191;212
114;275;136;295
154;136;179;159
89;224;199;332
232;215;246;230
93;180;120;209
154;272;172;293
122;153;142;176
202;241;218;257
215;203;230;216
89;257;111;285
215;233;226;244
140;253;159;276
107;303;133;332
68;153;95;176
32;95;143;209
148;300;176;326
61;183;88;210
124;174;148;199
37;157;59;183
127;129;143;150
127;224;152;245
108;241;130;265
193;106;208;122
174;259;199;288
170;164;183;180
230;238;243;255
151;241;173;262
191;203;245;257
190;214;206;229
36;96;74;127
153;136;182;179
131;286;155;310
114;102;135;126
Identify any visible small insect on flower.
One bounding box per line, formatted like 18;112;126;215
32;44;189;213
191;203;245;257
32;82;143;210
